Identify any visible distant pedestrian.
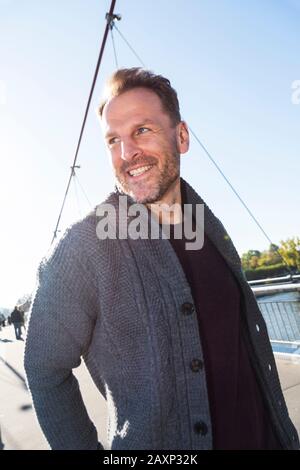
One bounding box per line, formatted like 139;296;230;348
10;306;23;340
20;310;26;334
0;313;5;329
0;424;4;450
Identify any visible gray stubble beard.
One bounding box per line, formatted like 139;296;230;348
114;149;181;205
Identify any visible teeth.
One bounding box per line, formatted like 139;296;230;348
129;165;153;177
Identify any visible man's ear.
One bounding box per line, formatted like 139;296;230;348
176;121;189;154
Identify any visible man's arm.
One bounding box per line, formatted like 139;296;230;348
24;228;102;450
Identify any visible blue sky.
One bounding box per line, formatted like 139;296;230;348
0;0;299;307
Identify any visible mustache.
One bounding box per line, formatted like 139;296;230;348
121;156;157;173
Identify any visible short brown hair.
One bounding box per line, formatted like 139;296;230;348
98;67;181;126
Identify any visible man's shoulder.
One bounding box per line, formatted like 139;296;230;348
42;191;119;267
53;207;97;255
59;191;119;242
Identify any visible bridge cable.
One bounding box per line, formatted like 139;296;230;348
110;21;119;69
74;173;93;209
188;127;274;245
72;170;82;218
51;0;118;245
188;127;293;275
108;24;293;275
113;23;146;67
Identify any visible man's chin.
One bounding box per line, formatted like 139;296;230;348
116;182;160;204
129;191;160;205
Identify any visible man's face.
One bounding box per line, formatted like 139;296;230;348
101;87;188;204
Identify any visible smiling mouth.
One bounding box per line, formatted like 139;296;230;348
127;164;154;177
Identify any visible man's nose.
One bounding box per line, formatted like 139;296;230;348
120;138;142;161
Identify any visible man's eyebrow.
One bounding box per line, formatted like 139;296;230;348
135;119;157;126
105;119;157;139
105;130;117;140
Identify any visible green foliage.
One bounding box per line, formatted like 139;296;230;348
257;249;281;267
241;237;300;280
241;250;261;270
278;237;300;271
244;264;288;281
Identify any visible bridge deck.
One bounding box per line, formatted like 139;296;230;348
0;325;299;449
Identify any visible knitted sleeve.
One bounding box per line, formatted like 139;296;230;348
24;222;103;450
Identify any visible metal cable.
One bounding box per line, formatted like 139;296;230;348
189;126;274;244
113;23;146;67
51;7;293;275
110;26;119;68
74;174;93;209
188;127;292;274
72;173;82;218
51;0;117;245
108;25;292;273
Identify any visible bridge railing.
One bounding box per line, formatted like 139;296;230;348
258;301;300;342
249;274;300;286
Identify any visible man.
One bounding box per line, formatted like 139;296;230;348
10;306;23;340
0;313;5;330
24;68;299;450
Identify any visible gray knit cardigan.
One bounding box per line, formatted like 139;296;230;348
24;178;299;450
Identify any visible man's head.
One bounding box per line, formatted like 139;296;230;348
98;68;189;204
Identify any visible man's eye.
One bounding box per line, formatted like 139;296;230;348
137;127;150;135
108;137;119;145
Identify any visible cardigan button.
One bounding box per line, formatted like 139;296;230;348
181;302;195;315
194;421;208;436
190;359;204;372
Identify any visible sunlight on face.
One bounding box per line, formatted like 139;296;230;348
101;88;183;204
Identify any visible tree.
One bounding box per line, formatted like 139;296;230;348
269;243;279;253
278;237;300;272
241;237;300;275
258;244;281;267
241;250;261;270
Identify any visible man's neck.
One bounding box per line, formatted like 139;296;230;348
146;177;183;225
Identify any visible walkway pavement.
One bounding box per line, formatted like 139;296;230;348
0;325;108;450
0;325;299;450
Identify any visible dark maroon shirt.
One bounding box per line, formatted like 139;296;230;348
166;192;281;449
